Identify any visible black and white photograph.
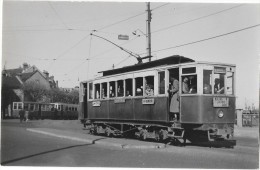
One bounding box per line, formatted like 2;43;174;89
1;0;259;168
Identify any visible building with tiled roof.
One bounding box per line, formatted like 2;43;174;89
1;63;58;118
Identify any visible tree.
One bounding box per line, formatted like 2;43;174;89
22;81;51;103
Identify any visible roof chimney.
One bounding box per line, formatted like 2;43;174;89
43;70;49;81
23;63;29;70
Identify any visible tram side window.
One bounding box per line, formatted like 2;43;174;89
95;84;101;99
117;80;124;97
203;70;212;94
89;83;93;99
135;77;143;96
214;73;225;94
125;79;133;96
24;103;29;111
35;104;39;111
101;82;108;99
226;72;234;95
109;81;115;98
181;75;197;94
158;71;165;94
29;104;34;111
145;76;154;96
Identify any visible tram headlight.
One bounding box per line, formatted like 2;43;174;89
218;110;224;118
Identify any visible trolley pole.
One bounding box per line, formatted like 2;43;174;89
146;2;152;62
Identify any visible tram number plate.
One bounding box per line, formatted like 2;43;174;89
213;97;229;107
92;101;101;107
114;98;126;103
142;99;155;105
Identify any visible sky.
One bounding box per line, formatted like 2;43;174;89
2;0;260;109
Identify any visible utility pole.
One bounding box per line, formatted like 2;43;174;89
146;2;152;61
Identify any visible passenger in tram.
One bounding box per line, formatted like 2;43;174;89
182;77;190;94
169;76;179;121
118;86;123;96
136;88;143;96
203;83;212;94
214;78;224;94
188;75;197;94
145;84;154;96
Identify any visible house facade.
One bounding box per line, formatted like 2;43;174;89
1;63;58;118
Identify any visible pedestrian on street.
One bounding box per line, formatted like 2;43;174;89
25;110;29;122
19;109;25;123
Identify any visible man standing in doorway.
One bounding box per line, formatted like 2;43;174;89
169;77;179;121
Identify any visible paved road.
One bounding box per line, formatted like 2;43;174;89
1;120;259;168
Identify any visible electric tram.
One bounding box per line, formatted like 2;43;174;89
12;101;79;120
79;55;236;144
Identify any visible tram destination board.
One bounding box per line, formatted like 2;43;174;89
213;97;229;107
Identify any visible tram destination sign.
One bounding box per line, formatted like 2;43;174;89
213;97;229;107
142;98;155;105
92;101;101;107
214;67;226;74
118;34;129;40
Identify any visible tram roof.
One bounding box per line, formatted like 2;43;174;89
100;55;195;76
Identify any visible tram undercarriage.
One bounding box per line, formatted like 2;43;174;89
83;120;236;147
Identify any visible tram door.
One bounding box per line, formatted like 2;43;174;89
79;82;88;120
168;68;179;121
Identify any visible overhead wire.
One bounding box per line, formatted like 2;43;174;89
48;2;69;29
147;24;260;54
152;4;245;34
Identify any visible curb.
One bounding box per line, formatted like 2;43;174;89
26;128;166;150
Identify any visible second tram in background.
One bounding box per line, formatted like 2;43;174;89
79;55;236;145
12;102;79;120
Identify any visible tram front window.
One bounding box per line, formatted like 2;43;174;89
203;70;212;94
214;74;225;94
226;71;234;95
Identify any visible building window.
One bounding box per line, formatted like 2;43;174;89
13;103;18;110
135;77;143;96
18;103;23;110
125;79;133;96
158;71;165;94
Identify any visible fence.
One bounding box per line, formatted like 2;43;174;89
242;114;259;127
